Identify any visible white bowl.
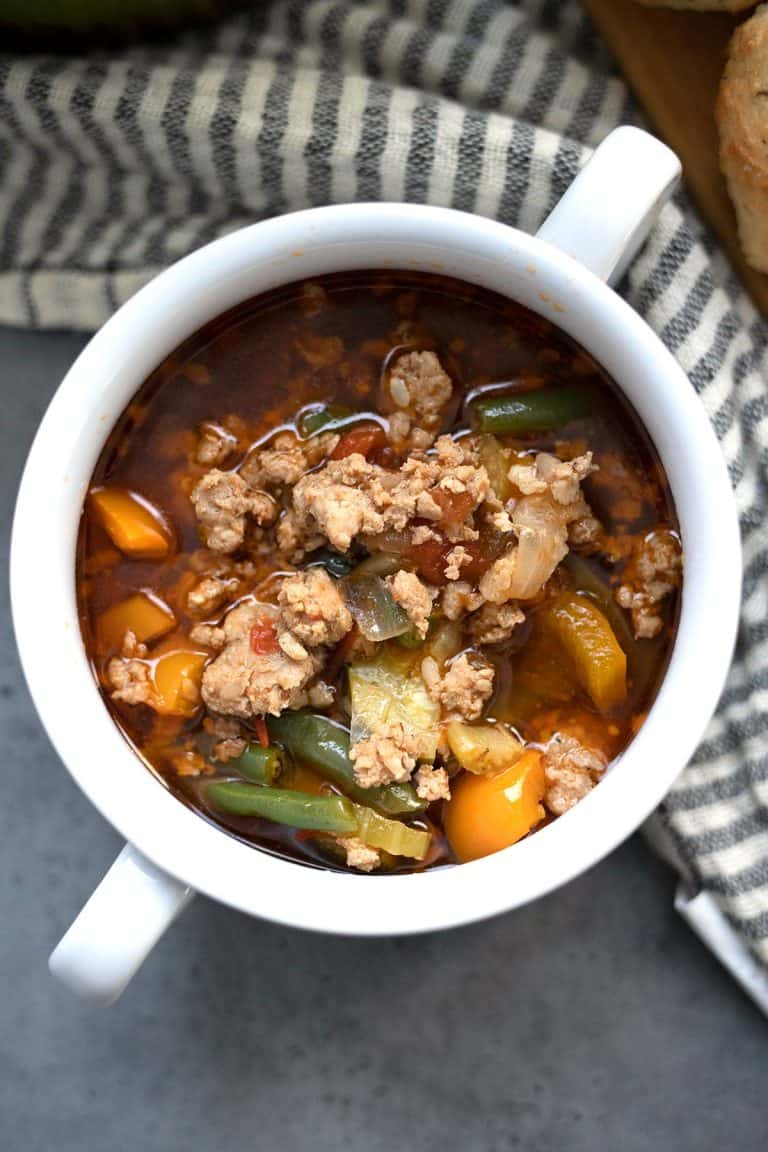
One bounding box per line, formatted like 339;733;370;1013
11;128;741;1003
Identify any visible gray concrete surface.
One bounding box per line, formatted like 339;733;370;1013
1;326;766;1152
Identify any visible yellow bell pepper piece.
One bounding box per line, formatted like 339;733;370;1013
444;749;546;862
90;487;173;559
151;650;208;717
547;591;627;714
97;592;176;651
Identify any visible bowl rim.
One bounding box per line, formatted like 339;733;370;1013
10;203;742;936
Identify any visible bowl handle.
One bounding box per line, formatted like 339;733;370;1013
49;843;194;1004
537;126;681;285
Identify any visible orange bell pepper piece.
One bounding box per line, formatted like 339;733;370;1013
444;749;546;863
89;487;173;559
97;592;176;651
151;650;208;717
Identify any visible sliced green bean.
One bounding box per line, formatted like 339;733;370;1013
206;782;357;833
232;743;283;785
471;386;594;434
267;711;427;816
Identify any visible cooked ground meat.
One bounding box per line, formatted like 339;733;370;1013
444;545;472;581
278;567;353;648
350;721;425;788
615;529;682;639
107;655;152;706
441;581;484;621
201;601;321;718
189;622;226;649
186;574;238;617
386;350;453;450
543;733;606;815
291;454;389;552
191;470;278;554
414;764;451;802
240;430;340;492
195;421;238;466
337;836;381;872
386;570;435;637
212;736;248;762
469;602;525;645
290;435;488;555
568;514;602;551
422;651;495;721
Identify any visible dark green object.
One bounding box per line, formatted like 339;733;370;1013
296;403;356;438
471;386;594;434
231;743;283;786
307;549;354;579
206;782;358;833
268;711;426;816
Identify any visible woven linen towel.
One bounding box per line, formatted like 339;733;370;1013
2;0;767;1004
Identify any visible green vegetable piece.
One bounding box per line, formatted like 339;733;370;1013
267;711;426;816
353;805;431;859
296;403;356;437
206;782;358;833
232;743;283;785
345;574;411;641
446;721;524;775
308;549;354;579
349;654;440;760
471;386;594;434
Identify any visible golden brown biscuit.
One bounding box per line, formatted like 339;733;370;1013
718;4;768;271
635;1;755;10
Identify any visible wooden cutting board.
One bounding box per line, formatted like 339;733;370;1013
583;0;768;319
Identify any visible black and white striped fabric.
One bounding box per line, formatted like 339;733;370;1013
2;0;767;978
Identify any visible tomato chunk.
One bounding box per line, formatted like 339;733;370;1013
409;531;487;585
250;618;280;655
330;425;388;460
430;489;475;526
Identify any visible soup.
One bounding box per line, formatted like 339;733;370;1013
76;271;681;873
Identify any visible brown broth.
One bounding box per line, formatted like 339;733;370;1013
76;271;680;873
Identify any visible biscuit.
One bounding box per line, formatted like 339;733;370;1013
717;4;768;271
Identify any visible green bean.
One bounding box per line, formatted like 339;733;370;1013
296;403;356;437
206;782;358;832
471;386;594;434
267;711;427;816
231;743;283;785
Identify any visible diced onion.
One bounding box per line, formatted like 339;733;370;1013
344;575;411;641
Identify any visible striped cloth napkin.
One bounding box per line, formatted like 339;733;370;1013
2;0;767;1008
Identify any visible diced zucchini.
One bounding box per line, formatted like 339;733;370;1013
349;652;440;759
446;722;524;776
353;805;431;859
